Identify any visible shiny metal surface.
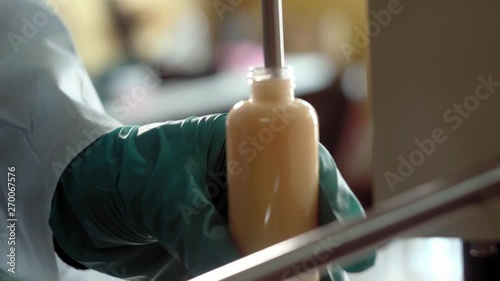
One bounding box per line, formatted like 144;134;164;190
189;157;500;281
262;0;284;68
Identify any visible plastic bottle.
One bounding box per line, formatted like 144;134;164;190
226;66;320;280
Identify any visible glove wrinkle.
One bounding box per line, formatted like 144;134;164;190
49;114;375;280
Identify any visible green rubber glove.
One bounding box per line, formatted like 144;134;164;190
318;144;376;275
49;114;375;281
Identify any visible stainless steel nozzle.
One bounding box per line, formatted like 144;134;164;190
262;0;285;68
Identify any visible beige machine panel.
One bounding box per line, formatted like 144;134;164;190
369;0;500;239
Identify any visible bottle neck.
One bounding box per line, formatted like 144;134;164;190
250;78;295;102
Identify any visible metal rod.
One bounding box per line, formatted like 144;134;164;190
189;157;500;281
262;0;285;67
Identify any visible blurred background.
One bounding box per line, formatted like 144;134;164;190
52;0;373;207
48;0;466;280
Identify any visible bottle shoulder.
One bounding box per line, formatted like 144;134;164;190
229;98;315;111
228;98;318;123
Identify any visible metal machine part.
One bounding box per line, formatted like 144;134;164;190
262;0;285;68
189;157;500;281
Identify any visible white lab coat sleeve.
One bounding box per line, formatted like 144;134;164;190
0;1;123;281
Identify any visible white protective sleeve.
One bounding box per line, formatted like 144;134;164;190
0;0;123;280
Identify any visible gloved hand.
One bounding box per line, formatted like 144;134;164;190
49;114;375;281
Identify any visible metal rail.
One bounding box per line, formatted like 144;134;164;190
189;156;500;281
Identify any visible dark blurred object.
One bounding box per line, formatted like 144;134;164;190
463;241;500;281
302;68;373;209
107;0;214;76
